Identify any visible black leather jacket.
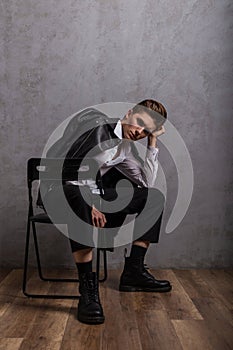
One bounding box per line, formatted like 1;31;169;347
46;107;121;160
37;108;121;208
37;107;143;208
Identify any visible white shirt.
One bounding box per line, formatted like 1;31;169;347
67;120;159;192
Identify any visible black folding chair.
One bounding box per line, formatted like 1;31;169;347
23;157;112;299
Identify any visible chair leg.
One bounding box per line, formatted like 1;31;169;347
96;249;108;282
22;217;32;296
31;222;79;283
102;249;108;282
22;220;79;299
31;221;45;280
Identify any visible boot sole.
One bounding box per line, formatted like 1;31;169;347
119;285;172;292
77;315;105;325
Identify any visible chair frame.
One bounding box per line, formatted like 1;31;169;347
23;157;110;299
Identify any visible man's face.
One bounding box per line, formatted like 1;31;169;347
121;110;157;141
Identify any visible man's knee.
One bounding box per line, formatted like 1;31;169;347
148;188;165;205
73;247;93;254
70;239;93;253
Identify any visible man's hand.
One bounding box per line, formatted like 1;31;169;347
153;125;165;138
148;125;165;147
91;205;107;228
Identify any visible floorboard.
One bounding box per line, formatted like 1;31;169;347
0;268;232;350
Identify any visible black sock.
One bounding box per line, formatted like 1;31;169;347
129;245;147;260
76;260;93;275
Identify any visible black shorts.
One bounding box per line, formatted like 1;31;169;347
62;168;165;251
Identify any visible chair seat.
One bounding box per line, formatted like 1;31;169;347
101;248;114;252
29;213;52;223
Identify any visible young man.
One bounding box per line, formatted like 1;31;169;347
44;99;172;324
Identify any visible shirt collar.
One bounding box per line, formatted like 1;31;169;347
114;120;123;140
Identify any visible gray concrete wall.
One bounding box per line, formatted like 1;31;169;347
0;0;232;268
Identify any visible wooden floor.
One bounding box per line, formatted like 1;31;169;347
0;268;232;350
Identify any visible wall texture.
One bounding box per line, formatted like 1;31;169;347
0;0;232;268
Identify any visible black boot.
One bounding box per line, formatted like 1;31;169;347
77;272;105;324
119;256;172;292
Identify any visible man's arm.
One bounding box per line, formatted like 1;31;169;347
147;125;165;148
114;126;165;188
143;125;165;187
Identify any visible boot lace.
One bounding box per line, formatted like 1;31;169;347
82;280;99;304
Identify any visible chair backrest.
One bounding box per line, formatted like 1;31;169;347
27;157;102;212
27;157;101;187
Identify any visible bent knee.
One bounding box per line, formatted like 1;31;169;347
148;188;165;205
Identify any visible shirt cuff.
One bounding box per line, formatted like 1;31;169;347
147;146;159;159
148;146;159;155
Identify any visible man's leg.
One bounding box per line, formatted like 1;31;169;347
119;188;172;292
73;247;93;264
64;185;105;325
68;242;105;325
